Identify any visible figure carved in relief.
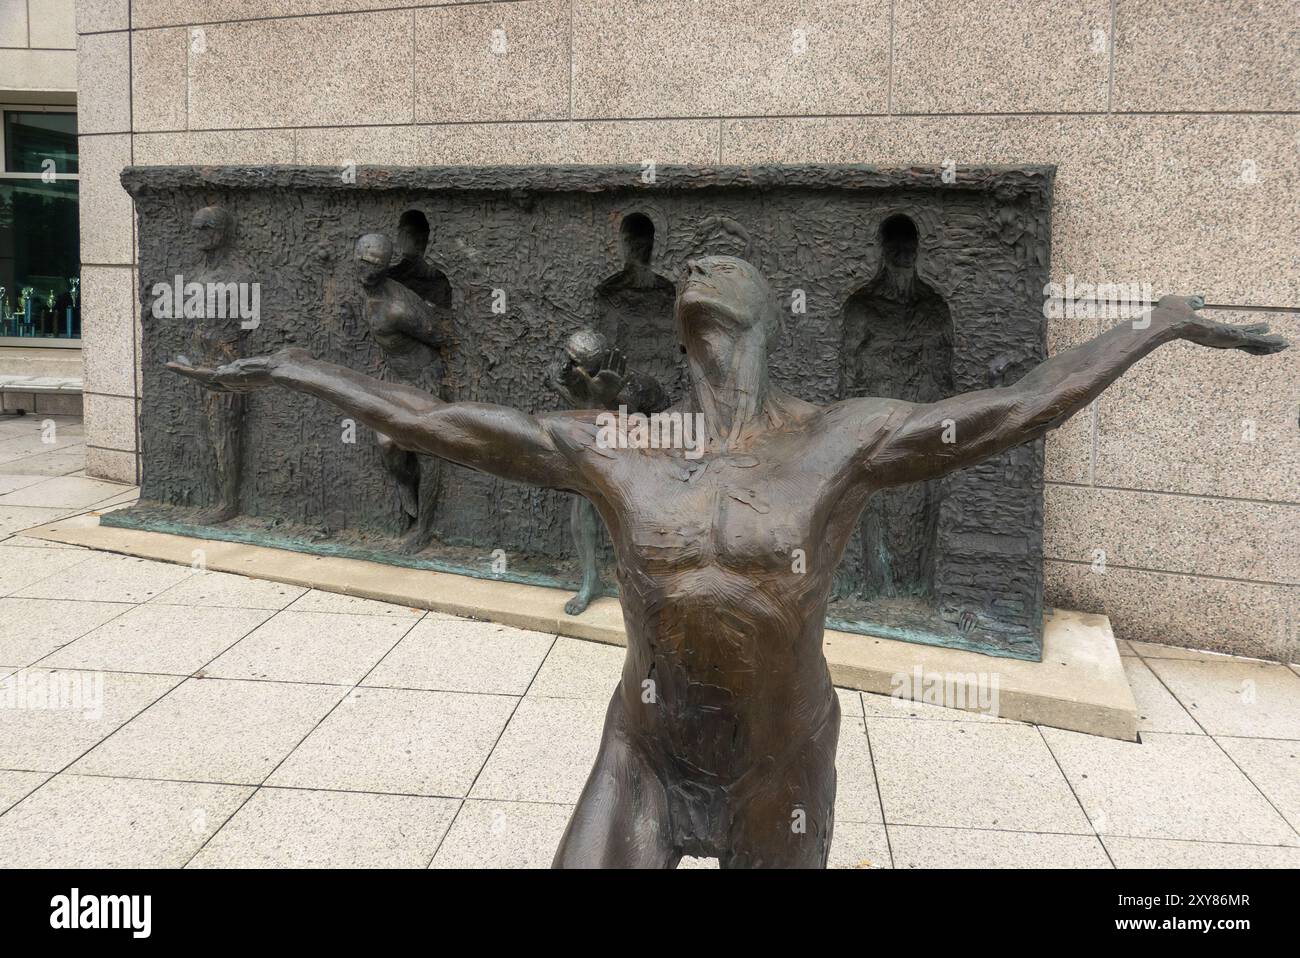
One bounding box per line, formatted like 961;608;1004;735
550;328;668;615
186;206;254;524
354;233;447;545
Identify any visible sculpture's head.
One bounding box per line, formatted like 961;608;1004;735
676;256;782;440
192;206;232;252
677;255;781;363
563;328;608;377
354;233;393;289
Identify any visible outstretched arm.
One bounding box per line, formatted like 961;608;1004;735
857;296;1287;487
167;348;585;492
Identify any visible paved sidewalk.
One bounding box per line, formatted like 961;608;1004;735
1;416;1298;868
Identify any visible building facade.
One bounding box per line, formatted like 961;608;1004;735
0;0;79;406
68;0;1298;660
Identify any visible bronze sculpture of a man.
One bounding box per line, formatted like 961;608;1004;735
168;256;1286;868
550;329;668;615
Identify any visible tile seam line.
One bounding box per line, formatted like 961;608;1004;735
117;108;1300;136
1205;732;1300;846
454;634;559;807
1044;481;1300;506
19;769;582;807
862;717;895;868
1042;727;1115;863
122;0;541;34
886;817;1300;849
1043;557;1297;588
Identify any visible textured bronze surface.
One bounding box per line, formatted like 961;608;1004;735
168;252;1285;866
117;164;1061;659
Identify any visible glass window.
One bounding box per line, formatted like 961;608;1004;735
0;107;80;344
0;180;81;338
4;111;78;175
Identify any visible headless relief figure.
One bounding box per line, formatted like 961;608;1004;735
187;206;253;524
841;216;953;601
550;329;669;615
169;258;1286;868
354;234;446;544
596;213;683;402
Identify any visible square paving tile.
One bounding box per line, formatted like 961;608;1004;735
1145;658;1300;738
0;597;131;666
0;769;50;812
0;668;182;771
365;617;553;695
71;677;347;785
188;787;460;869
1042;728;1298;845
150;570;307;610
287;589;426;617
1123;657;1201;734
15;552;192;603
470;697;606;804
42;604;274;675
0;544;92;597
0;476;131;510
835;717;883;824
888;825;1111;869
828;822;892;869
526;636;623;700
204;611;416;685
430;798;574;869
268;687;517;797
867;720;1092;833
1215;736;1300;834
1103;836;1300;868
0;774;253;868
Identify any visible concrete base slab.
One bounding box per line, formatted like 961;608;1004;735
23;511;1138;740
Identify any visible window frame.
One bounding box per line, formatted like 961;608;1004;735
0;102;81;349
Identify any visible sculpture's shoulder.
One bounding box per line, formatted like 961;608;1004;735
536;408;607;458
817;394;914;449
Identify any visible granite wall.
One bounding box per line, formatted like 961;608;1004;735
73;0;1298;660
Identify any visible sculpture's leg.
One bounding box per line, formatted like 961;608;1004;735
553;696;679;869
194;390;242;524
564;495;603;616
376;431;420;526
414;453;443;545
720;706;839;869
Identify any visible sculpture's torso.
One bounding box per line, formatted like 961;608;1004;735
363;279;441;383
551;399;887;810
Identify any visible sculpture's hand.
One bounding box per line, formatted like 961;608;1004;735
580;348;628;408
1157;295;1289;356
167;347;312;392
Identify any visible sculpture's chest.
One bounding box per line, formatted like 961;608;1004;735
617;456;825;572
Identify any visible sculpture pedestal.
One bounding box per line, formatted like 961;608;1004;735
27;509;1137;741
